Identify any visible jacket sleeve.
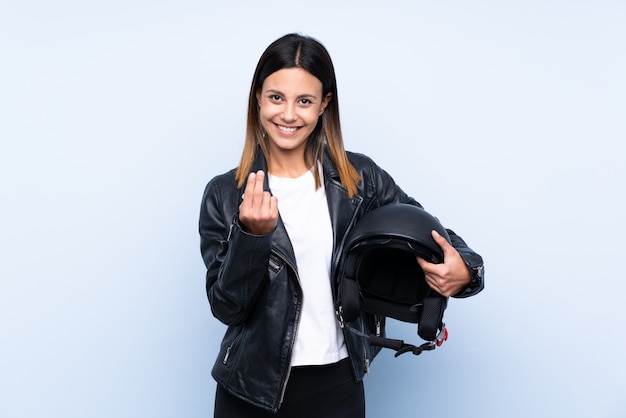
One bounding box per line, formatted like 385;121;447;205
199;178;273;326
364;155;485;298
447;232;484;298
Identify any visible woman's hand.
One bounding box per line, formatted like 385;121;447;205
417;230;471;297
238;171;278;235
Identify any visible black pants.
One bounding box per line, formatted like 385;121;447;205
214;358;365;418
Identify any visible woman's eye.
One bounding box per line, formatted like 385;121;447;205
269;94;282;101
300;98;312;105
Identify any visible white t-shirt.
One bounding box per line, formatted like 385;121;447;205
268;167;349;367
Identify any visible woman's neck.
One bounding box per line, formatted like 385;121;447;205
267;148;311;178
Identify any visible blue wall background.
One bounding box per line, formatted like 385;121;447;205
1;1;625;417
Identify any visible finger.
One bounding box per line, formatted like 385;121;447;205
432;230;454;255
416;256;437;274
258;193;278;228
416;256;428;269
268;195;279;216
422;270;444;294
259;191;274;215
424;276;441;292
243;172;257;205
252;170;266;203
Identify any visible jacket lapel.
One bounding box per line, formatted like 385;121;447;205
322;156;363;257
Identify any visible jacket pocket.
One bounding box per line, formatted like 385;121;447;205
222;323;246;366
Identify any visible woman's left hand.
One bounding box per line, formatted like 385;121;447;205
417;230;471;297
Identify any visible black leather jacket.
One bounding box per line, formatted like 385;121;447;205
199;149;484;413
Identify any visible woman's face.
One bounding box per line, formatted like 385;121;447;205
256;67;331;158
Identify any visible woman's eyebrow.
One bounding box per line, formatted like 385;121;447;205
265;89;319;100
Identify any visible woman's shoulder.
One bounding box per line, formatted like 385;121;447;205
345;150;378;169
344;150;390;180
207;167;238;185
202;167;239;199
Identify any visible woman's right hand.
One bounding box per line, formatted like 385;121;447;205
238;170;278;235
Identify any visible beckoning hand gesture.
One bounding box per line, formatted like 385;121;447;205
238;171;279;235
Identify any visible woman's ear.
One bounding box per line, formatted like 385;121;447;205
255;90;261;107
320;92;332;115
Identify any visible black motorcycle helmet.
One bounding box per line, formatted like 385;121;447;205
339;203;449;342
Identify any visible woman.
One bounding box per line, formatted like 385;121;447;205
199;33;484;418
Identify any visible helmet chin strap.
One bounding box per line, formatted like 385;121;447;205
340;319;448;357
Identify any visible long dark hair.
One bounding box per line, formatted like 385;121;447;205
235;33;361;197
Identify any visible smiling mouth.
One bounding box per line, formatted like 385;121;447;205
276;124;299;133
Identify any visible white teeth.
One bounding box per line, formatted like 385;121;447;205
278;125;298;132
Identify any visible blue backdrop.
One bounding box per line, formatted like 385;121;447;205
1;1;625;417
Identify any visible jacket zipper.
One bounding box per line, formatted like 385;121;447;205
327;197;365;374
268;255;281;271
360;316;370;373
222;324;245;365
271;249;303;406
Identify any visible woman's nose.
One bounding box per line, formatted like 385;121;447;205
281;103;297;122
